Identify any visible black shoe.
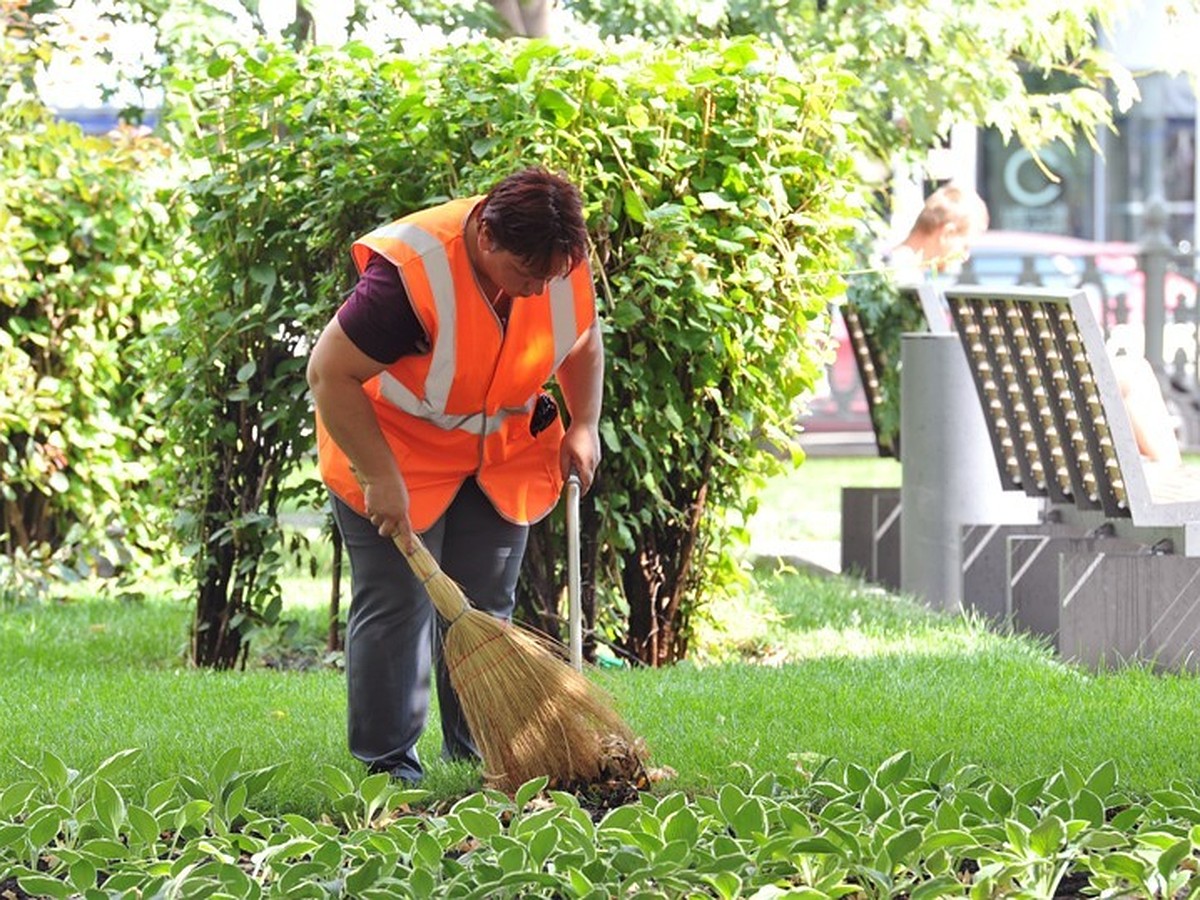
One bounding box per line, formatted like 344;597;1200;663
367;762;423;786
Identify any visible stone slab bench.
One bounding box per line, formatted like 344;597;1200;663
944;284;1200;669
838;283;942;589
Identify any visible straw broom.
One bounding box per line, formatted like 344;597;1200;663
394;533;642;793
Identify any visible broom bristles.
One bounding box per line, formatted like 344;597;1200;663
398;536;641;792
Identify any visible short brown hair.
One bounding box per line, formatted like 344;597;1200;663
480;167;589;278
912;184;989;237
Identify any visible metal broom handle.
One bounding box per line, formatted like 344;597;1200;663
566;473;583;671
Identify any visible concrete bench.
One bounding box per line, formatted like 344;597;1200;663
944;284;1200;669
838;284;943;588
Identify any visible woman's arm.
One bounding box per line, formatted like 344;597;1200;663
554;320;604;491
307;318;416;546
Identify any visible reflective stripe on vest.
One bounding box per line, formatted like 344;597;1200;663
370;220;458;412
369;220;585;436
318;197;597;529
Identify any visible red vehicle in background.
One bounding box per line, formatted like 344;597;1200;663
805;231;1200;444
961;231;1197;344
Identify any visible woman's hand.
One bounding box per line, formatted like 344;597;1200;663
560;421;600;492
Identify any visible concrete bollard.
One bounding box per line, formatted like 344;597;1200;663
900;333;1041;612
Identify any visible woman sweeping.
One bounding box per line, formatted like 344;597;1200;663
306;166;604;784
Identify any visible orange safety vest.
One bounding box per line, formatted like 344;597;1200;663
316;196;596;531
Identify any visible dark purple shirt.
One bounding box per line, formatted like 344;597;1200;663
336;252;429;363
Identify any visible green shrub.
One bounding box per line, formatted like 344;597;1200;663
0;100;186;600
159;36;860;666
156;44;429;667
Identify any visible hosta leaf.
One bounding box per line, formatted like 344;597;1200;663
1086;760;1118;798
145;778;177;813
409;866;436;899
1013;776;1047;805
94;749;141;782
275;860;326;895
175;799;212;833
41;751;71;792
875;750;913;788
1157;838;1191;879
844;763;872;793
496;845;528;875
567;868;593;895
1003;819;1030;855
457;807;502;840
790;836;843;854
1100;851;1152;881
705;871;742;900
0;823;26;851
610;847;644;874
528;825;559;868
861;784;887;820
127;805;161;846
1028;816;1065;857
1137;830;1184;851
17;874;70;899
663;807;699;844
345;856;383;895
412;830;442;869
316;764;356;797
1078;828;1129;850
717;784;748;825
0;782;38;817
1061;762;1085;798
910;874;967;899
1072;789;1106;828
357;772;389;809
93;778;126;837
224;782;247;822
730;798;766;840
921;829;976;852
657;839;691;865
211;747;242;789
514;776;549;810
986;783;1013;817
927;751;954;786
27;807;64;848
599;805;641;832
884;826;922;865
496;871;567;891
934;800;961;831
654;792;688;818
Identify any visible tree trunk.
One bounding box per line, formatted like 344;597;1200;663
191;489;243;669
621;482;708;666
580;491;600;662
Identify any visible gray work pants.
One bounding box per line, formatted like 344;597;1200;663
330;479;528;782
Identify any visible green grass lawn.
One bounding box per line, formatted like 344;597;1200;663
748;454;900;545
4;453;1200;813
10;457;1200;897
7;547;1200;818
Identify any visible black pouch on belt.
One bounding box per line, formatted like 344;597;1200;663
530;392;559;436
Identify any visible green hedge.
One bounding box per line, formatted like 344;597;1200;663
0;101;187;600
159;35;862;664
